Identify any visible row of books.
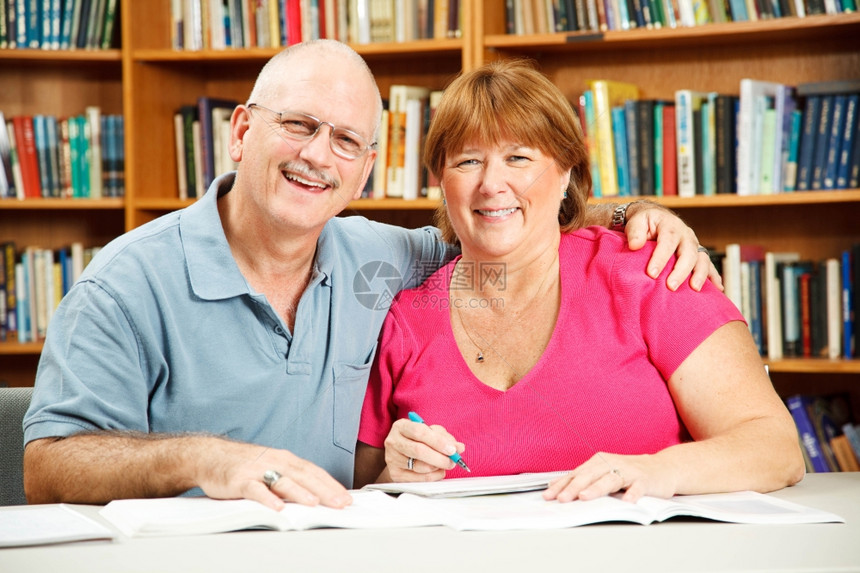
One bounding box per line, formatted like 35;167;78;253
787;393;860;473
363;84;443;201
171;0;462;51
505;0;857;35
173;97;239;199
0;0;119;51
0;109;124;200
174;87;443;201
0;241;100;343
716;243;858;361
582;78;860;198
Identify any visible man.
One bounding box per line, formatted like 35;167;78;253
23;40;716;511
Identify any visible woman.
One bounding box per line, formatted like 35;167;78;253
355;60;804;503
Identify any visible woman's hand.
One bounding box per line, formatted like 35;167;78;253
542;452;678;504
382;418;465;483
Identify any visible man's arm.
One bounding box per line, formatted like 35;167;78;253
24;433;352;510
584;200;722;292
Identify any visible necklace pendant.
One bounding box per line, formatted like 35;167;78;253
476;353;484;363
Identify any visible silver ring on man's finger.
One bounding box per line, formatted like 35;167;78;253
262;469;282;489
407;457;414;471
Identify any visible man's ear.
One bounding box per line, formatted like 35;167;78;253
229;105;252;163
353;149;378;200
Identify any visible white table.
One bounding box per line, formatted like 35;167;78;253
1;472;858;573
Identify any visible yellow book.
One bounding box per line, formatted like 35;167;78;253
587;80;639;197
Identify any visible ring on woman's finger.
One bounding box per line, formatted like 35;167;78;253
407;457;414;471
696;245;710;256
262;469;282;489
610;468;623;483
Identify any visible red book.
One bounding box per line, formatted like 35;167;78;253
662;103;677;196
287;0;302;45
11;116;42;199
799;271;812;358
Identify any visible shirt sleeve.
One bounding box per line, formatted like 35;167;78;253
357;305;408;449
23;279;151;444
610;244;745;380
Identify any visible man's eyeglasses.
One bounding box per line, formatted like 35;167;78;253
247;103;376;160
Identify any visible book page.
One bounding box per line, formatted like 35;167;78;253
0;505;116;548
362;470;571;498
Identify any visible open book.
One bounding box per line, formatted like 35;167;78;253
362;470;571;498
99;486;843;537
0;505;117;548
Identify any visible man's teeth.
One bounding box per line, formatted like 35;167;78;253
477;208;517;217
286;172;327;188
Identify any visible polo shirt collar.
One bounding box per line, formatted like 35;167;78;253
181;172;336;300
181;173;250;301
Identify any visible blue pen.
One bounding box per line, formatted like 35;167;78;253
407;411;471;472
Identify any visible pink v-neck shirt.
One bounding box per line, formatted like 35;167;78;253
359;226;744;478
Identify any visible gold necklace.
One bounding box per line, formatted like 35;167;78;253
452;255;558;364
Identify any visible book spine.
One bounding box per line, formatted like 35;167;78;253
843;249;854;359
783;110;802;192
624;100;640;196
637;99;654;196
796;95;821;191
611;106;630;196
652;101;664;197
675;91;696;198
662;102;677;196
826;258;841;359
835;94;858;189
822;94;847;190
786;395;831;473
810;94;833;191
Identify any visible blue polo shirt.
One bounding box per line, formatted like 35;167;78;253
23;173;454;488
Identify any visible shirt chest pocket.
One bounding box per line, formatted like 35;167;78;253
332;342;378;453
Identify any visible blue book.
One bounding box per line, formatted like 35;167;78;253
15;0;28;48
796;95;821;191
611;106;630;196
32;115;52;198
653;101;664;197
784;109;802;191
773;85;796;193
27;0;40;48
835;94;858;189
786;395;831;473
624;100;640;196
811;95;834;191
728;0;748;20
843;250;854;360
59;0;75;49
748;259;764;354
116;114;125;197
823;94;847;190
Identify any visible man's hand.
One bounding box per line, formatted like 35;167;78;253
24;433;352;511
623;201;723;292
196;437;353;511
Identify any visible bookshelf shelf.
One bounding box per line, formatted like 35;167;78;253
0;49;122;62
0;198;125;210
590;190;860;208
482;13;860;51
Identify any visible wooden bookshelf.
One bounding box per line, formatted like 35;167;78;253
1;1;858;407
476;2;860;414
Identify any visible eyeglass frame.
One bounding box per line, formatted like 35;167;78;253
246;103;377;160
